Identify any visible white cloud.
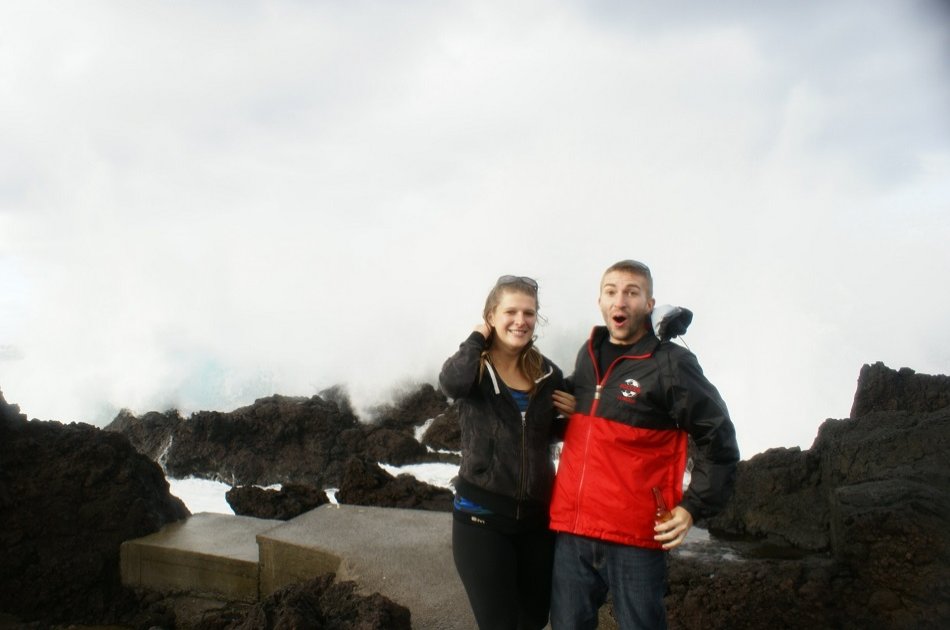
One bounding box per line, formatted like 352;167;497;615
1;1;948;457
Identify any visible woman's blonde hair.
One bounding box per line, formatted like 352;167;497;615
479;277;545;393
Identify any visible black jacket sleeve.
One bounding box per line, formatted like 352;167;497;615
438;331;488;400
665;347;740;520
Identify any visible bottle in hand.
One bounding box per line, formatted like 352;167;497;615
652;486;672;523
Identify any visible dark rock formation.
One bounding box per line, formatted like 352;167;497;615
108;407;183;466
362;425;428;465
108;384;454;489
197;574;411;630
107;394;363;487
169;395;362;487
421;404;462;452
677;363;950;629
850;361;950;418
226;483;329;520
360;382;456;464
370;382;451;432
704;445;828;550
336;457;454;512
319;384;356;418
0;389;189;625
666;552;840;630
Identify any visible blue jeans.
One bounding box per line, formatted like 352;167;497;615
550;533;668;630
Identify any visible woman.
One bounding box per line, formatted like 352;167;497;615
439;275;575;630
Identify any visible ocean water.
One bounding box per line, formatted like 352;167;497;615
166;476;241;514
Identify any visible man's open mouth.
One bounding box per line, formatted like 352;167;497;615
612;315;628;325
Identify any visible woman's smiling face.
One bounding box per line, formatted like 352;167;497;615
487;290;537;352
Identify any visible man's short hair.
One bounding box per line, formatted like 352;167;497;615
602;259;653;297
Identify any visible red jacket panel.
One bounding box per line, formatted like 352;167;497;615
549;412;687;548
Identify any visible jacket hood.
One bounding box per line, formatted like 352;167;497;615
651;304;693;340
482;352;557;396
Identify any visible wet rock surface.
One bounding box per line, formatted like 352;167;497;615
666;551;841;630
226;483;330;520
370;383;450;433
336;457;454;512
91;578;413;630
196;574;412;630
0;389;189;626
119;394;365;488
107;384;458;488
678;363;950;629
421;404;462;453
850;361;950;418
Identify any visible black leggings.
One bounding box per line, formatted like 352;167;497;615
452;515;555;630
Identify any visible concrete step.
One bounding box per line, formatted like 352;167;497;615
120;506;476;629
120;512;283;602
259;504;475;630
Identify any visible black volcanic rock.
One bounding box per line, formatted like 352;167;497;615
108;385;454;489
226;483;329;520
666;552;840;629
362;426;428;465
169;394;360;487
683;364;950;629
850;361;950;418
108;407;183;464
108;393;364;487
704;445;828;550
370;382;451;432
421;404;461;452
319;384;357;418
336;457;453;512
198;574;411;630
0;389;189;625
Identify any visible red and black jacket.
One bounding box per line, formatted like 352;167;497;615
549;315;739;549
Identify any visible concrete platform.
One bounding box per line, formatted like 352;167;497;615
120;506;476;629
258;504;475;630
120;512;283;602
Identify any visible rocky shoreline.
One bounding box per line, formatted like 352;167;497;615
2;362;948;628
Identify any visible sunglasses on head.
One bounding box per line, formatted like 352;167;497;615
496;275;538;290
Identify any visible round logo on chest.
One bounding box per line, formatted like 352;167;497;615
619;378;641;399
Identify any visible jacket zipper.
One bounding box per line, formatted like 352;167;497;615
572;340;654;529
515;367;554;520
518;412;527;519
517;382;531;520
573;344;604;529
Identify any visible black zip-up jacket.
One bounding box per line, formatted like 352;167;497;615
439;331;565;521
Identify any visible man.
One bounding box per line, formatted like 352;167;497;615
548;259;739;629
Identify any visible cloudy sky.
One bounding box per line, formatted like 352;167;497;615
2;0;948;459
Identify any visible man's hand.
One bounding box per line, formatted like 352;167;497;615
654;506;693;550
552;390;576;417
474;322;492;339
